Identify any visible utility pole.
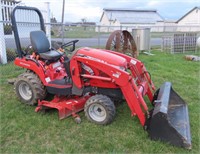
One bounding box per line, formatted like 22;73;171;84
61;0;65;43
45;2;51;45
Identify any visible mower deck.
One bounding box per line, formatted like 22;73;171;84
35;95;91;120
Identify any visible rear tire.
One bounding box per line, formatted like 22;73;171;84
14;72;46;105
84;95;116;125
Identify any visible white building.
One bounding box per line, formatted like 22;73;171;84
99;8;164;32
176;7;200;32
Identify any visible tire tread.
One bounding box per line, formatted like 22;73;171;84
84;94;116;125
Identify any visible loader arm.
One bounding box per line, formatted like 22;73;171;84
106;49;155;91
70;55;154;125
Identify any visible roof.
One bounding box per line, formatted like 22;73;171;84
101;8;164;24
103;8;157;12
177;7;200;23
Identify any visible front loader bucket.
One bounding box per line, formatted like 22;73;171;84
148;82;191;149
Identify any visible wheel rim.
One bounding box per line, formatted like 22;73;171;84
88;103;107;122
105;30;138;58
18;81;32;101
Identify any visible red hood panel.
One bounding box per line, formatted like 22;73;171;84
76;48;127;67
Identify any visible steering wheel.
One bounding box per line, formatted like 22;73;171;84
61;40;79;53
22;45;34;56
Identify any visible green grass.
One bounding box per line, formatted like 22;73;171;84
52;26;109;38
0;51;200;153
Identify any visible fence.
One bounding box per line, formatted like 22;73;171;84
1;1;200;65
1;23;200;64
0;1;50;64
162;33;198;53
98;25;200;33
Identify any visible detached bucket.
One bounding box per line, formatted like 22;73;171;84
148;82;191;149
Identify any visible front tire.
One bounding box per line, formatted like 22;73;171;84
14;72;46;105
84;95;116;125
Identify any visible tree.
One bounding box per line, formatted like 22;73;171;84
50;17;57;23
81;18;87;30
81;18;87;24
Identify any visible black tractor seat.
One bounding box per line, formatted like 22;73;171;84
39;50;63;61
30;30;64;61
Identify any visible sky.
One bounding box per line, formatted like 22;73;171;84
20;0;200;23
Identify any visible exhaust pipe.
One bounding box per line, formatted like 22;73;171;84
147;82;192;149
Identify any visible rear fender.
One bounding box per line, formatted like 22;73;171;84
14;58;47;84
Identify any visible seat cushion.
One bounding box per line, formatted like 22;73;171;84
30;30;50;53
39;50;64;60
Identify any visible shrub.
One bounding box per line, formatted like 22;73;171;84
51;30;55;36
6;49;17;62
4;24;12;35
21;46;34;55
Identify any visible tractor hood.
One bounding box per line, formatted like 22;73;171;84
75;47;127;67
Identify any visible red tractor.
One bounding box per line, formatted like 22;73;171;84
11;6;191;149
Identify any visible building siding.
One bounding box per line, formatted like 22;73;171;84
99;8;164;32
177;7;200;32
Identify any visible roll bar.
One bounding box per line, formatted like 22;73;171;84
11;6;45;58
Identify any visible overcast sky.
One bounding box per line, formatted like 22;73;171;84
20;0;200;23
